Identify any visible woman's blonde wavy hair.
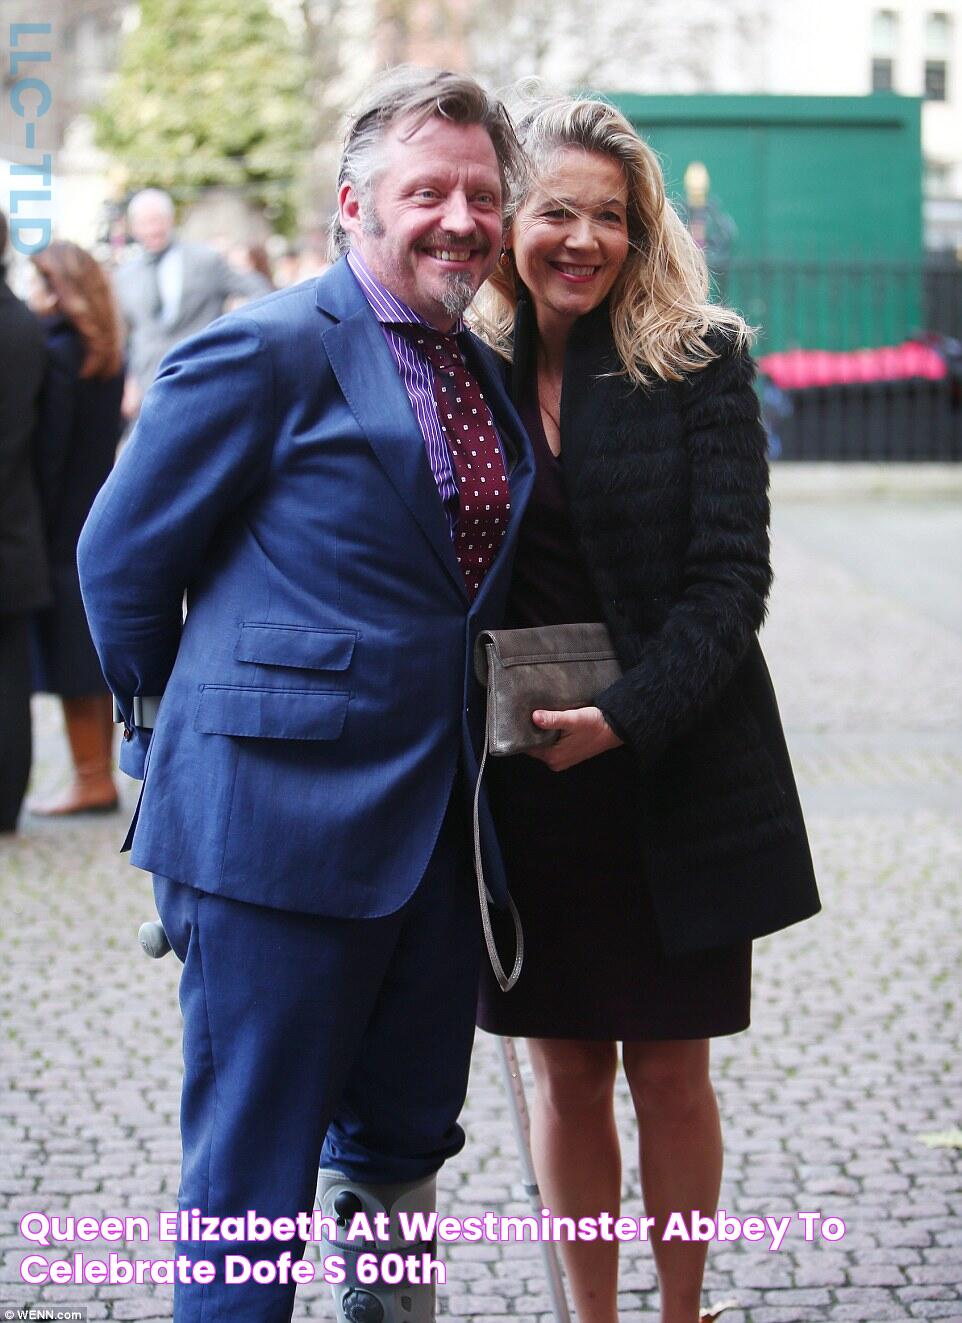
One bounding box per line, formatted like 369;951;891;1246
474;92;753;385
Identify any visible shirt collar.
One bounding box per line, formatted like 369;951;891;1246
346;248;465;335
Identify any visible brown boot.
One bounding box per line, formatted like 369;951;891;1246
31;694;119;816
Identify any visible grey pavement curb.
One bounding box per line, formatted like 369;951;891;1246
770;462;962;501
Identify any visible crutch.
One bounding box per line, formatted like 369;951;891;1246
497;1036;572;1323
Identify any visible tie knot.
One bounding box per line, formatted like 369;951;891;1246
394;325;461;374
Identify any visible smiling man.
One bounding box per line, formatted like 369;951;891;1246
78;68;532;1323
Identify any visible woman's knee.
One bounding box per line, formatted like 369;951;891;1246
622;1040;713;1118
528;1038;619;1114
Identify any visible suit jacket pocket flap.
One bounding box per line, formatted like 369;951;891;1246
235;623;357;671
194;685;349;740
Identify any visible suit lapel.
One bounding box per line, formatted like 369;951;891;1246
317;262;467;598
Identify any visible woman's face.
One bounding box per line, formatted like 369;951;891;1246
509;148;630;332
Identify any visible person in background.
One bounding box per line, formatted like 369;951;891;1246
475;96;820;1323
0;209;49;833
227;241;275;290
27;240;124;817
273;240;305;287
114;188;270;420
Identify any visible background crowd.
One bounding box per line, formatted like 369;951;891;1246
0;190;287;833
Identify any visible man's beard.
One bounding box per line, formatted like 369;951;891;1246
437;273;476;318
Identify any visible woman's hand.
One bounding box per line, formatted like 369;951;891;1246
525;705;624;772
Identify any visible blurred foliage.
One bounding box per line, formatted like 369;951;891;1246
94;0;308;233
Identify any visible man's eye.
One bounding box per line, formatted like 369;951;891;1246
474;193;497;207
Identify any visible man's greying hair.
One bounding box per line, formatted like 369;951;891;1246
127;188;175;221
329;66;525;258
0;209;8;266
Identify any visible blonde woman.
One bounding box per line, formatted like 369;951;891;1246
476;97;819;1323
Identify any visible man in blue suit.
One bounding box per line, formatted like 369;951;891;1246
78;68;533;1323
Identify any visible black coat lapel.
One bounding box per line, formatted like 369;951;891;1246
559;298;626;496
510;292;627;497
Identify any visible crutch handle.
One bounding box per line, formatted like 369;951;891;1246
138;920;171;958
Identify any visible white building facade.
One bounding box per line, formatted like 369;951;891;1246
579;0;962;249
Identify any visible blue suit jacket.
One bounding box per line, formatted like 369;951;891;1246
78;257;534;918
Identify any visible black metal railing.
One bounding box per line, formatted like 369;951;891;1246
714;254;962;355
761;376;962;461
712;255;962;460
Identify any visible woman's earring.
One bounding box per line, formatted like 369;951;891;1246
499;249;511;269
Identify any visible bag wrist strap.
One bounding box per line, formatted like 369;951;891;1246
472;723;524;993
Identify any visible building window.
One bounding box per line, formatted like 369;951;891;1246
872;8;899;55
924;59;947;99
924;13;951;100
926;11;951;55
870;10;899;91
872;57;895;91
924;160;952;197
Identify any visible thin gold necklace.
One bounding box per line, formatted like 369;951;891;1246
539;397;561;431
538;371;562;431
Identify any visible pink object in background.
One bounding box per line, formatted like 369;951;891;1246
759;341;948;388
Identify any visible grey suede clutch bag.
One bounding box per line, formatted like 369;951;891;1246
470;623;623;993
473;622;623;756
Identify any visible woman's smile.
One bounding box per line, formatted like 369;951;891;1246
509;148;631;332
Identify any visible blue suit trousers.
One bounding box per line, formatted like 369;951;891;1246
152;789;480;1322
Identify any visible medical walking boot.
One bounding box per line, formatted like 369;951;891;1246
316;1168;439;1323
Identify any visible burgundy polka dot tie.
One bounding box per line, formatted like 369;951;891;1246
402;328;510;600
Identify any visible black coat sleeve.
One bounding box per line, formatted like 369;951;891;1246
596;337;772;765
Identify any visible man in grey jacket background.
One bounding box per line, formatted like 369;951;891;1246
114;189;269;420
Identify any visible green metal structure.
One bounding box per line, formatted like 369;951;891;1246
606;94;925;351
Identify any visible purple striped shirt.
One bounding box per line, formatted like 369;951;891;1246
346;249;504;534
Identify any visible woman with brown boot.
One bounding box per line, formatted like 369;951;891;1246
28;240;124;816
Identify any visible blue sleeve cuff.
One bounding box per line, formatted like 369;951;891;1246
118;728;151;780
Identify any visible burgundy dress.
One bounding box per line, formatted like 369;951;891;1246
476;393;751;1041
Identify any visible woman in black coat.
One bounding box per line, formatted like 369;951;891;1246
28;240;124;815
476;97;820;1323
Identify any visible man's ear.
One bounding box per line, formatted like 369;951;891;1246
338;183;363;241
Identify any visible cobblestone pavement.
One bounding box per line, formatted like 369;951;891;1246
2;496;960;1322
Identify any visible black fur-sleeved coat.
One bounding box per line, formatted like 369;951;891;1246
510;295;820;956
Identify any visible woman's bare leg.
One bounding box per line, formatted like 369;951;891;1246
622;1039;722;1323
527;1037;621;1323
